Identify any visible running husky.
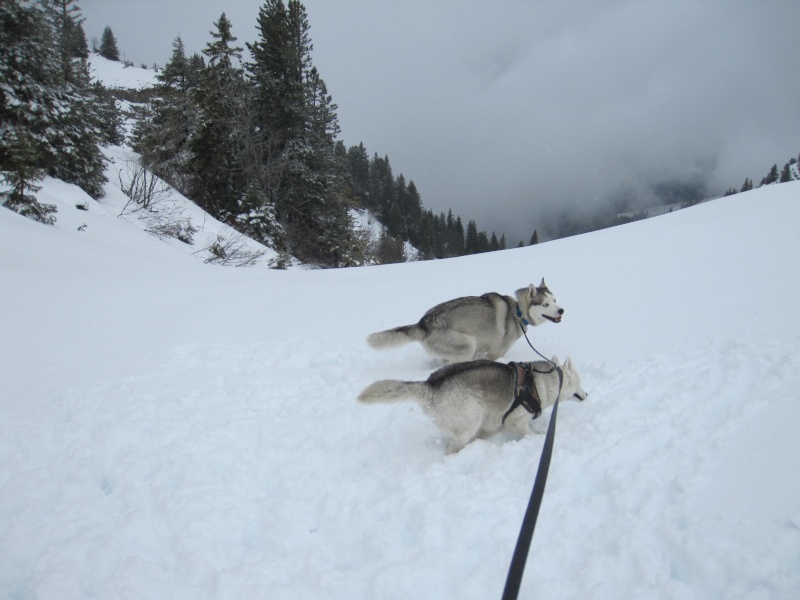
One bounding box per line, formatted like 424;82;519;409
366;279;564;363
358;356;586;454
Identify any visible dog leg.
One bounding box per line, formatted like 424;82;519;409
424;332;477;363
502;410;534;437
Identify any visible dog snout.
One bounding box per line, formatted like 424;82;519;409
557;308;564;315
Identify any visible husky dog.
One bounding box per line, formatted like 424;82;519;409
366;279;564;363
358;356;586;454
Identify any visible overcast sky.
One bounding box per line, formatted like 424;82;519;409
81;0;800;243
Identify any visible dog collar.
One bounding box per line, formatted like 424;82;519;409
502;362;542;424
514;303;530;329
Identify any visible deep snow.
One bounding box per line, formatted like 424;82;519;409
2;169;799;599
1;54;799;600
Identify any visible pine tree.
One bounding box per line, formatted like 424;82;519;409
779;163;792;183
465;220;479;254
477;230;490;253
740;178;753;193
1;130;56;225
41;0;83;81
134;36;197;192
99;25;119;61
1;0;106;199
760;165;779;187
67;19;88;58
189;12;247;217
245;0;355;266
346;142;370;200
529;229;540;245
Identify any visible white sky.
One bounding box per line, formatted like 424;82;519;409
80;0;800;242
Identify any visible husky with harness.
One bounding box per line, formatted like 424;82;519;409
357;356;586;454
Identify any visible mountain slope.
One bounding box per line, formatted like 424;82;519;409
2;177;799;598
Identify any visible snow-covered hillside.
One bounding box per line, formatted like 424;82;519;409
87;53;158;90
2;157;800;598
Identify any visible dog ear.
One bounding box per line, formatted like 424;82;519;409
564;356;573;369
540;277;546;289
550;355;560;365
528;284;537;298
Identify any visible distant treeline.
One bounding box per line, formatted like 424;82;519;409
723;152;800;196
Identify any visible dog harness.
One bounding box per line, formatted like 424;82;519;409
502;361;542;424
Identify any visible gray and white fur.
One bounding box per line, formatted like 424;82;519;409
357;356;586;454
366;279;564;363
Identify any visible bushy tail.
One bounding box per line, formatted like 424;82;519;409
366;324;425;350
357;380;431;405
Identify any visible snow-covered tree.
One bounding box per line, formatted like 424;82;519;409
0;130;56;225
1;0;106;201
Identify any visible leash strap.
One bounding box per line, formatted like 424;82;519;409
501;367;563;600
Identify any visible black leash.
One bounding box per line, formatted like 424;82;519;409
501;323;564;600
501;366;563;600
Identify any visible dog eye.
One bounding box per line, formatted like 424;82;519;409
543;303;549;307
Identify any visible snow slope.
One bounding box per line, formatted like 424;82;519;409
87;53;157;90
2;166;800;599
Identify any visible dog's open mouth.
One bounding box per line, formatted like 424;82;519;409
544;315;562;323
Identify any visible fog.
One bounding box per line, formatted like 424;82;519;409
81;0;800;242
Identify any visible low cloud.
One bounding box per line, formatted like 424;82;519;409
83;0;800;242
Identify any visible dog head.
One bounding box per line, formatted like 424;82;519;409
557;355;587;402
524;278;565;326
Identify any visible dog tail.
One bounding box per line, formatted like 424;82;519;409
366;324;424;350
357;380;431;405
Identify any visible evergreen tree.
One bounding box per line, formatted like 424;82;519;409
465;220;479;254
248;0;308;140
529;229;540;245
41;0;83;81
134;36;197;192
1;0;106;199
477;230;490;253
779;163;792;183
245;0;354;266
189;12;247;217
1;129;56;225
400;179;423;246
67;19;88;58
760;165;779;187
499;233;507;250
346;142;370;200
740;178;753;193
367;153;395;220
99;25;119;61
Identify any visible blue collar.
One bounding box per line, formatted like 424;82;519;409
515;303;530;328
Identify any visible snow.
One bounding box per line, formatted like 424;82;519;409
87;53;158;90
4;53;800;600
3;151;800;598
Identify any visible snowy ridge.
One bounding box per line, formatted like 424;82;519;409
2;174;799;598
87;53;158;90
